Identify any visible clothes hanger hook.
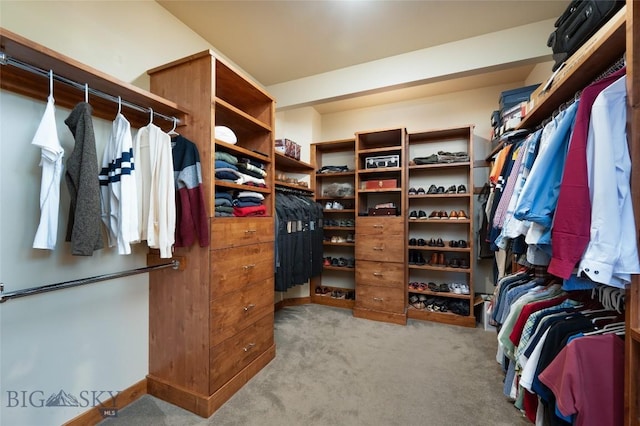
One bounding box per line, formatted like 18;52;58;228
170;117;177;134
148;107;154;125
117;96;121;115
49;70;53;98
84;83;89;103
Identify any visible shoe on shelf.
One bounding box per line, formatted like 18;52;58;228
409;238;417;246
429;252;439;265
448;258;460;268
347;258;355;268
460;258;470;269
437;253;445;266
330;236;338;243
418;238;427;246
438;283;450;293
408;250;417;265
415;252;426;266
458;240;467;248
449;283;462;294
439;211;449;219
436;186;445;194
323;257;331;266
417;187;426;195
409;210;418;220
429;210;440;219
457;210;468;219
457;184;467;194
325;202;333;210
332;201;344;210
436;238;445;247
427;184;438;194
427;238;436;247
445;185;457;194
418;210;427;220
346;233;355;243
331;258;339;267
428;282;438;292
408;187;417;195
449;210;458;219
449;240;459;248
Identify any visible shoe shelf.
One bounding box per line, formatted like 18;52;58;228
406;125;475;327
407;307;476;327
311;138;357;311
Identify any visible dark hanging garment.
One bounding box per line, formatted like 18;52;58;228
64;102;104;255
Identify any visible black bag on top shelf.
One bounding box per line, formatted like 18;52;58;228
547;0;624;71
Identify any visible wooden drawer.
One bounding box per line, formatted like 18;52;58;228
355;260;405;288
210;217;274;250
210;242;274;300
209;313;274;392
210;278;274;347
355;236;404;263
355;284;405;313
356;216;403;237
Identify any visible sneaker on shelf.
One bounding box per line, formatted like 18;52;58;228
409;210;418;220
346;233;355;243
325;201;333;210
332;201;344;210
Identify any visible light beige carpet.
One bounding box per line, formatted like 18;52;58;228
100;304;529;426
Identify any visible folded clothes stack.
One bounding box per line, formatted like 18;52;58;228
411;151;469;165
317;165;350;174
214;191;234;217
214;152;268;188
233;190;266;217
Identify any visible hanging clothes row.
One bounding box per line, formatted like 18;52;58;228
30;73;207;258
488;269;625;426
274;192;323;292
481;67;640;290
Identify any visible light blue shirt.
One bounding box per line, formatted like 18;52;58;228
578;75;640;287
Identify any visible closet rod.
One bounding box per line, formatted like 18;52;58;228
0;52;180;125
0;260;180;303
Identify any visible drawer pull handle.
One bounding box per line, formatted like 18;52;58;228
243;343;256;352
372;272;383;277
244;229;257;234
373;297;384;302
242;264;256;270
373;246;383;251
373;224;384;228
243;304;256;312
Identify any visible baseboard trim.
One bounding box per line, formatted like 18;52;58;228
275;297;310;311
62;378;147;426
148;344;276;418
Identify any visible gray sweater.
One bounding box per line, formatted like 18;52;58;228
64;102;104;255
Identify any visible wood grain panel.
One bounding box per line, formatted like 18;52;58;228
210;242;274;300
209;314;274;392
355;216;404;236
149;245;210;395
210;279;274;347
354;284;405;313
355;235;404;262
210;217;274;250
355;260;405;288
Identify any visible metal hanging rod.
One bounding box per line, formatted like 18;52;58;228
0;52;180;125
0;260;180;303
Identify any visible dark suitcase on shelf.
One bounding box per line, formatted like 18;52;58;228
547;0;624;71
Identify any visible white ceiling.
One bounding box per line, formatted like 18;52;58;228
157;0;570;112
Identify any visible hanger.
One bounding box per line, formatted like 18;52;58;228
148;107;154;125
84;83;89;103
168;117;178;136
117;96;122;117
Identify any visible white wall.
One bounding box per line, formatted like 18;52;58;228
0;2;214;425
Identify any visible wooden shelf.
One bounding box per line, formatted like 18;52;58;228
408;246;471;253
274;152;314;172
322;265;356;271
408;264;471;273
274;181;312;193
408;288;472;299
215;139;271;163
407;307;476;327
518;6;626;129
409;193;471;199
408;162;471;170
0;28;188;130
214;180;271;193
316;171;356;178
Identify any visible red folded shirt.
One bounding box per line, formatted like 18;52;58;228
233;205;267;217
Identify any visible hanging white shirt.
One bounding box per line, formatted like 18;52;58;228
32;95;64;250
99;113;139;254
578;75;640;287
134;123;175;258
